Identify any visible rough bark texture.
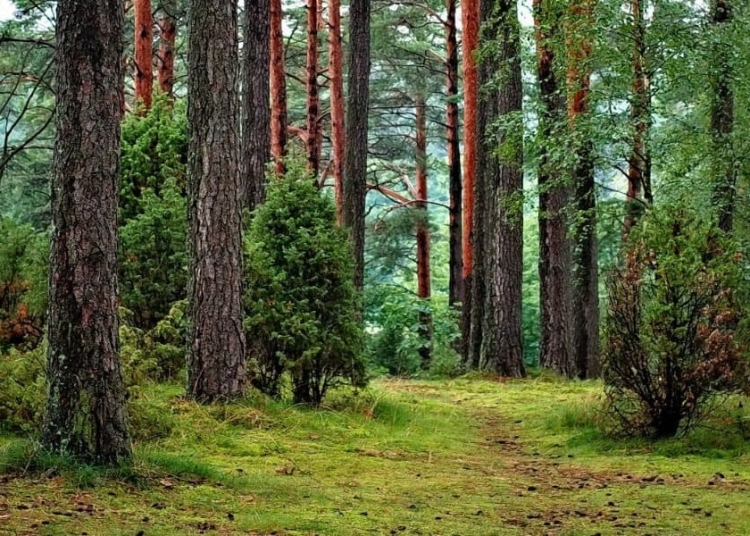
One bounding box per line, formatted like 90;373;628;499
186;0;246;401
157;2;177;97
566;0;599;378
242;0;271;209
329;0;345;223
446;0;463;309
534;0;575;377
134;0;153;109
270;0;287;176
415;95;433;368
710;0;735;233
342;0;371;290
305;0;320;175
624;0;652;235
461;0;479;364
470;0;525;377
42;0;131;464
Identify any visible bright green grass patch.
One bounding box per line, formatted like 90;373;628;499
2;378;750;535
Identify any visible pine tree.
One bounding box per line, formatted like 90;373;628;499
470;0;525;376
535;0;575;377
156;0;177;98
342;0;371;290
134;0;153;109
186;0;246;400
242;0;271;209
42;0;131;463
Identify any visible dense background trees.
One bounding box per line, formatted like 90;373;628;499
1;0;750;461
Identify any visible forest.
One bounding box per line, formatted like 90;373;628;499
1;0;750;534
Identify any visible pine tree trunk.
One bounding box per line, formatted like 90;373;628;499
446;0;463;310
461;0;479;365
329;0;345;223
473;0;525;377
305;0;320;175
134;0;153;110
342;0;371;290
42;0;131;464
624;0;651;234
157;2;176;98
270;0;287;176
534;0;575;377
566;0;599;378
415;94;433;368
186;0;246;401
242;0;271;209
710;0;735;233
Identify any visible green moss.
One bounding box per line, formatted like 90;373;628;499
2;379;750;535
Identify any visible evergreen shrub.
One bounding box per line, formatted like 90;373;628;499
244;162;367;405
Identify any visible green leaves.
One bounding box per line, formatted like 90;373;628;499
244;160;366;405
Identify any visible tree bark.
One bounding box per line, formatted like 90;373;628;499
566;0;599;378
710;0;735;233
534;0;575;377
461;0;479;365
242;0;271;209
329;0;345;223
186;0;246;401
157;1;177;98
446;0;463;310
342;0;371;290
415;94;432;368
472;0;525;377
624;0;652;235
305;0;320;175
270;0;287;176
42;0;131;464
134;0;153;110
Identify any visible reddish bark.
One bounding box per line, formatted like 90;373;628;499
415;95;432;368
270;0;287;175
446;0;462;309
329;0;345;223
134;0;153;110
460;0;479;361
461;0;478;283
157;4;176;98
305;0;320;175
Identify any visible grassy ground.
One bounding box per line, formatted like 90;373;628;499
2;376;750;535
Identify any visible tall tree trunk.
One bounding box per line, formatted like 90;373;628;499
242;0;271;209
446;0;463;310
270;0;287;175
461;0;479;366
305;0;320;175
710;0;735;233
342;0;371;290
415;94;433;368
566;0;599;378
534;0;575;377
329;0;345;223
157;1;177;98
624;0;652;234
187;0;246;401
42;0;131;464
134;0;153;110
472;0;525;377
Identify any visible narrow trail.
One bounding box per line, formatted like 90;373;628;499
387;379;749;535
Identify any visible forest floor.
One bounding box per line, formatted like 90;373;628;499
2;376;750;535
